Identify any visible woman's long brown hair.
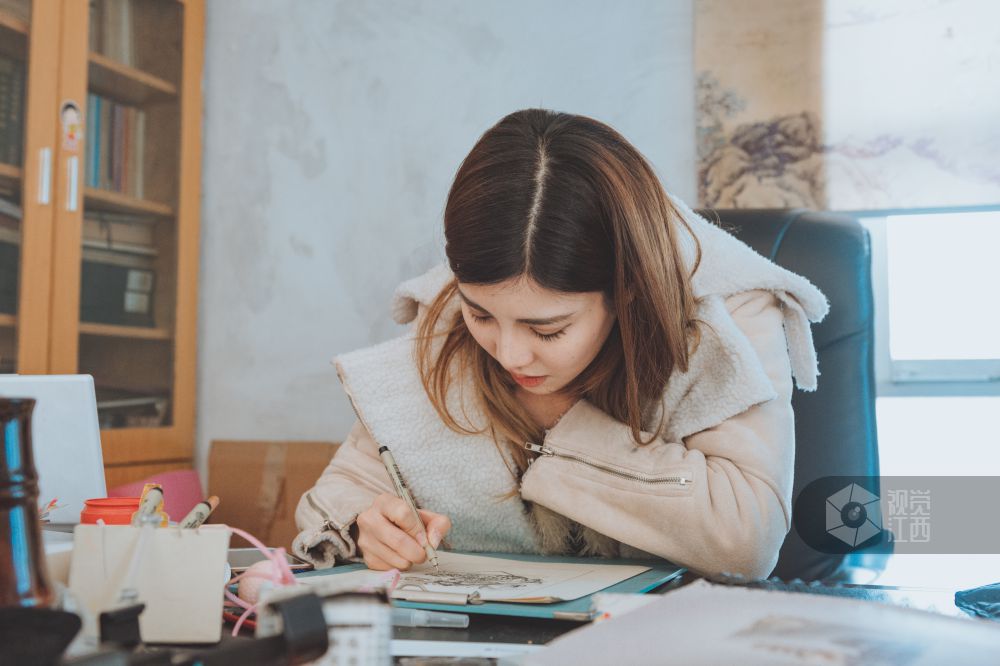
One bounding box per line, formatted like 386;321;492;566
416;109;701;475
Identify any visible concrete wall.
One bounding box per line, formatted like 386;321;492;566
197;0;695;472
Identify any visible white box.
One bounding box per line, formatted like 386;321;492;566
69;524;231;643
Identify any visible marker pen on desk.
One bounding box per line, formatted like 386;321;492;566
377;445;440;569
179;495;220;528
391;607;469;628
130;485;165;527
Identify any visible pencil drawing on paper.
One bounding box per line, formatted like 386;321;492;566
398;569;543;591
297;551;654;603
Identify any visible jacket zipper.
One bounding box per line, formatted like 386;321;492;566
305;491;338;533
524;442;692;486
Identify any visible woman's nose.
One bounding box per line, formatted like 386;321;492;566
496;330;533;370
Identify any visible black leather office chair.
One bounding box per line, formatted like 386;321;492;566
698;209;880;581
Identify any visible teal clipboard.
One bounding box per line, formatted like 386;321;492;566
296;551;686;621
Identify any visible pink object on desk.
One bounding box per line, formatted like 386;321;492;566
108;469;203;522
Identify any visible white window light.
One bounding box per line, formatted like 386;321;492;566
884;210;1000;383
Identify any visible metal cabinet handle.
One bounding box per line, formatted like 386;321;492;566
38;147;51;205
66;156;78;212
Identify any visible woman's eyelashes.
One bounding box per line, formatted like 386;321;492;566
468;313;567;342
532;328;567;341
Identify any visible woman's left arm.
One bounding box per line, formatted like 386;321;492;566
519;290;795;581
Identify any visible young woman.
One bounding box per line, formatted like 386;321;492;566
294;109;827;580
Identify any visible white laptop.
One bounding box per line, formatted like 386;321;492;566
0;374;107;524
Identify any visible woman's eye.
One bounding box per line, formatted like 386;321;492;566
468;311;565;341
533;329;566;341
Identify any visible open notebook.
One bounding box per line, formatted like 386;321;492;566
298;551;686;618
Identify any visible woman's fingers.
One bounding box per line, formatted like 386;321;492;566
418;509;452;548
357;495;427;564
357;517;419;570
376;494;449;548
356;494;453;569
360;550;395;572
362;539;411;571
374;494;423;539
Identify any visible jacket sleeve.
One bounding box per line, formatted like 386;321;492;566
519;290;795;581
292;420;394;568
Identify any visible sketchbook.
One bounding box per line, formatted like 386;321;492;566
297;551;685;619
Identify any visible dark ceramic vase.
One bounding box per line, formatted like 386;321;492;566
0;397;54;608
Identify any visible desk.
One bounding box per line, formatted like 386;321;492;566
68;553;999;664
393;553;997;654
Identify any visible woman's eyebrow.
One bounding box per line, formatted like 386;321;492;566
457;290;574;326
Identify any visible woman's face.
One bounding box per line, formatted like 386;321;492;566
458;277;616;395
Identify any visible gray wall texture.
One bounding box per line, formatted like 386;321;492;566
197;0;695;472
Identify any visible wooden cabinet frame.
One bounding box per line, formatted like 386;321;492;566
3;0;204;481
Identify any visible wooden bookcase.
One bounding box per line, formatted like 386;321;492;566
0;0;204;487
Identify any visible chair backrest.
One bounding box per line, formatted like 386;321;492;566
698;209;880;580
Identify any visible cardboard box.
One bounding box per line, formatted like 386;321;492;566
207;440;340;550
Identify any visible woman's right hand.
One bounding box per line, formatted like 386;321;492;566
355;493;452;571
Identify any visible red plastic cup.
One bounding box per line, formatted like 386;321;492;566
80;497;141;525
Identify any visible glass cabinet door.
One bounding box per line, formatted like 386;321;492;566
0;2;26;371
0;0;60;375
1;0;201;476
45;0;199;467
76;0;185;432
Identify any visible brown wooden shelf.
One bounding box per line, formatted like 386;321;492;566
0;162;21;190
0;313;15;328
88;52;177;105
0;9;28;32
84;187;173;217
79;322;172;341
0;10;28;60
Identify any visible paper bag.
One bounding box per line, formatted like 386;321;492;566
69;524;231;643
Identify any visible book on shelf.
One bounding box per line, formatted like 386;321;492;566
0;197;20;315
86;92;144;198
0;236;17;315
82;212;157;255
80;245;156;328
88;0;102;54
90;0;135;67
0;196;21;222
95;387;169;429
0;54;27;166
0;205;18;243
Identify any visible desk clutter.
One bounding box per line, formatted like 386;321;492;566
6;391;1000;665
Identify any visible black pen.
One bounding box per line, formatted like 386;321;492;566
378;445;440;569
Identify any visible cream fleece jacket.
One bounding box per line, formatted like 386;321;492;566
294;198;827;580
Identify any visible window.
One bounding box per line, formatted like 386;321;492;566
876;396;1000;476
859;209;1000;476
885;211;1000;381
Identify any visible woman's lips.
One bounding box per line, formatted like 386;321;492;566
511;373;546;388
